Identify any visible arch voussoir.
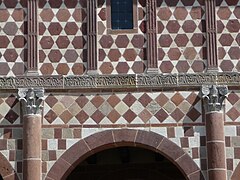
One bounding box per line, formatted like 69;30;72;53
46;129;205;180
0;152;19;180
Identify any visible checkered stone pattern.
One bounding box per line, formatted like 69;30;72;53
43;91;202;125
0;127;23;179
0;0;27;76
0;94;20;125
157;0;207;74
225;91;240;122
216;0;240;72
38;0;87;75
97;0;147;74
225;126;240;179
41;125;206;178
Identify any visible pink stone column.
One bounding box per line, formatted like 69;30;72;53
202;85;228;180
18;88;44;180
206;112;226;180
23;114;41;180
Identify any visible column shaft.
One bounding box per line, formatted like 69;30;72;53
23;114;41;180
206;112;226;180
146;0;158;73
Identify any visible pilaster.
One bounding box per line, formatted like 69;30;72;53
205;0;218;71
146;0;158;73
18;88;44;180
202;85;228;180
27;0;39;75
87;0;98;74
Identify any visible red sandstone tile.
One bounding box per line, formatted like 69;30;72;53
234;147;240;159
4;129;12;139
192;148;199;159
42;140;48;150
42;161;47;173
91;95;105;108
0;140;7;150
49;151;57;161
58;139;66;150
107;95;121;107
115;35;129;48
123;109;137;123
180;138;189;148
73;129;81;138
167;127;175;138
54;129;62;139
227;159;233;171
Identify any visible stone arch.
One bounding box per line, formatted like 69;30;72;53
0;152;19;180
46;129;205;180
231;162;240;180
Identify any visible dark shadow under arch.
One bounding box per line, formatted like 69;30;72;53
0;152;19;180
46;129;205;180
232;162;240;180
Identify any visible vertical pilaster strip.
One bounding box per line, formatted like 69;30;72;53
87;0;98;74
146;0;158;73
202;85;228;180
27;0;39;75
205;0;218;71
19;88;44;180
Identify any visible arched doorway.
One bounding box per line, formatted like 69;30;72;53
67;146;186;180
46;129;205;180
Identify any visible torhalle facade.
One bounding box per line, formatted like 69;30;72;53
0;0;239;180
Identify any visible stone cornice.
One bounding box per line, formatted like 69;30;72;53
0;73;239;90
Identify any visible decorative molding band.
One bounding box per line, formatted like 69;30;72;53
0;73;239;89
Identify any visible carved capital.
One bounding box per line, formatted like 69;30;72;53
18;88;44;115
201;85;228;112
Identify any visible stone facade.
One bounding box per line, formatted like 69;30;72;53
0;0;239;180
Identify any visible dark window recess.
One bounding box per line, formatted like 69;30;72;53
111;0;133;29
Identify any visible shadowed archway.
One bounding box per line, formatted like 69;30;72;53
0;152;19;180
46;129;205;180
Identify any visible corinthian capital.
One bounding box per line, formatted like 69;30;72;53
201;85;228;112
18;88;44;115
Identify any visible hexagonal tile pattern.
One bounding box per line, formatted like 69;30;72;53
217;0;240;72
38;0;87;75
157;0;207;74
97;1;147;74
0;1;27;76
43;91;202;125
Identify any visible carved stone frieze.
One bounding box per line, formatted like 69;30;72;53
138;74;177;87
201;85;228;112
0;73;239;90
65;75;136;88
18;88;45;115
